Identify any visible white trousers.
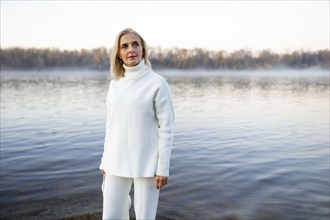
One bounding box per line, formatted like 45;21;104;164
102;174;159;220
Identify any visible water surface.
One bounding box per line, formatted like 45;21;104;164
1;69;329;219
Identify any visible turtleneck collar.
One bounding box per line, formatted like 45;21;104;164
123;59;148;79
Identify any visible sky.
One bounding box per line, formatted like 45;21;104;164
1;0;329;53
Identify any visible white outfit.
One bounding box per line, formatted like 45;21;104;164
99;60;174;219
99;60;175;177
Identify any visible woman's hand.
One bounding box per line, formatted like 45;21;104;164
101;169;106;176
154;176;168;189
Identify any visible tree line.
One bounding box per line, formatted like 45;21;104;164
1;47;329;70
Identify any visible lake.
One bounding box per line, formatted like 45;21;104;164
0;69;329;220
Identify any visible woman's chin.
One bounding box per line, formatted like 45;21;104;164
125;59;141;67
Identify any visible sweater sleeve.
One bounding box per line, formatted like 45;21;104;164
154;79;175;177
99;83;111;171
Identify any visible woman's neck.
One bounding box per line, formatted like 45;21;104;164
123;59;148;79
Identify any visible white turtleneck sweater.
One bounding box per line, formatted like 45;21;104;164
99;61;174;177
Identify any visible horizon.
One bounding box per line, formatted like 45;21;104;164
1;45;329;55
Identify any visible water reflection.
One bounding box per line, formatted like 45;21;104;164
1;69;329;219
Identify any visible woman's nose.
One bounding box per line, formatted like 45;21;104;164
129;45;135;52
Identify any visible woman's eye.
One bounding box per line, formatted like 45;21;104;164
121;44;127;49
133;42;140;47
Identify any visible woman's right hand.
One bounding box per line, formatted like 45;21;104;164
101;169;106;176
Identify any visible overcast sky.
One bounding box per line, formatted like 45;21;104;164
1;0;329;53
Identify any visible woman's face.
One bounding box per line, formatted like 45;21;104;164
118;32;143;67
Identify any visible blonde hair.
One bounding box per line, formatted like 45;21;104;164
110;28;151;80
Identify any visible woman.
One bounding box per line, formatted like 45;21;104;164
99;28;175;220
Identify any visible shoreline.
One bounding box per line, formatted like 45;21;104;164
59;212;176;220
59;212;102;220
59;212;240;220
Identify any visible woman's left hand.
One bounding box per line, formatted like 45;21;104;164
154;176;168;189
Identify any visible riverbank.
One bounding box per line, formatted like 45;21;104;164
60;212;172;220
59;212;240;220
59;212;101;220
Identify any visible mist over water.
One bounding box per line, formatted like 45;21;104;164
0;69;329;219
